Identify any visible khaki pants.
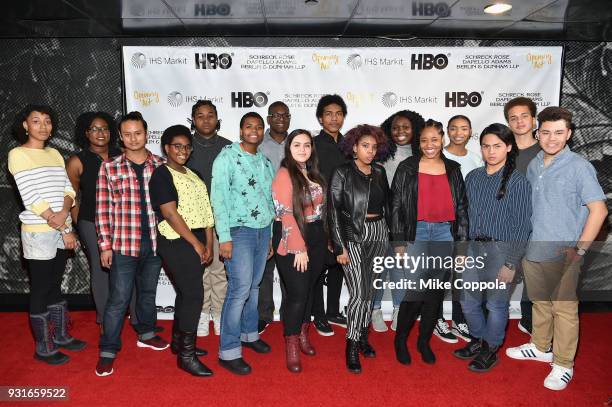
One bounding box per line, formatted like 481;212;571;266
202;233;227;318
522;258;581;368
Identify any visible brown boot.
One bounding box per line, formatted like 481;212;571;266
285;335;302;373
299;323;316;356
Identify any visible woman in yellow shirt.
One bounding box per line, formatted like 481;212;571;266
149;125;214;377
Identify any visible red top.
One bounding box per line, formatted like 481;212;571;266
417;173;455;222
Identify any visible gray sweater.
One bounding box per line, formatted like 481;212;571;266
383;144;413;185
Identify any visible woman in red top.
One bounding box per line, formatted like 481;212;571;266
272;129;327;373
390;119;469;365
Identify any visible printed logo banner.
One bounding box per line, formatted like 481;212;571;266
122;46;563;319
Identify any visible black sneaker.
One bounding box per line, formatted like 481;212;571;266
218;357;251;375
241;339;271;354
433;318;458;344
258;320;269;335
326;313;347;328
313;318;334;336
95;357;114;377
451;321;473;343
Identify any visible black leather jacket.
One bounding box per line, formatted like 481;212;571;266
329;161;391;255
390;155;469;242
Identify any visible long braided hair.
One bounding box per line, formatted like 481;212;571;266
479;123;518;200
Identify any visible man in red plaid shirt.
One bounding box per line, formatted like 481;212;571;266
94;111;168;377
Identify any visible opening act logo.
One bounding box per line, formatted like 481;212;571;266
133;90;160;107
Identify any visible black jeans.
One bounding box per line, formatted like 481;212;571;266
274;221;326;336
311;255;344;320
157;230;206;332
28;249;68;314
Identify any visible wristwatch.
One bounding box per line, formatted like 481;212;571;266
504;262;515;271
575;247;586;256
61;227;71;235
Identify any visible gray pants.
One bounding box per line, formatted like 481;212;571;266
78;220;138;325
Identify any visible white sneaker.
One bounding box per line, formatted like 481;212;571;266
544;363;573;391
212;315;221;336
197;313;210;337
505;342;553;363
370;309;388;332
391;307;399;331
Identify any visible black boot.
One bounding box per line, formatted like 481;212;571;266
394;301;420;365
453;338;482;360
345;339;361;373
177;331;213;377
171;320;207;356
47;301;86;351
417;300;439;364
468;340;499;372
359;327;376;358
30;312;70;365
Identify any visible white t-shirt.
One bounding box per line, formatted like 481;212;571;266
444;149;484;179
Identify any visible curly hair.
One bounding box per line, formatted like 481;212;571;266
160;125;193;157
12;104;58;145
339;124;390;162
380;109;425;161
316;94;347;119
74;111;120;150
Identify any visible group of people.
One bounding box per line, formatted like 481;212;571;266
8;93;607;391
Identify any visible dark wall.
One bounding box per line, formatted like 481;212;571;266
1;37;610;294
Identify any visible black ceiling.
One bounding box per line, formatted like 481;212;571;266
2;0;611;41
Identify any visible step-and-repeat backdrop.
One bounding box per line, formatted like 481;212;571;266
122;46;563;319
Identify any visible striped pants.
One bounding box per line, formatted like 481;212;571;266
343;218;389;340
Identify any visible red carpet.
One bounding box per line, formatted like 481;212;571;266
0;311;610;406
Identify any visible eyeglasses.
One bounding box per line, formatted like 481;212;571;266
170;143;193;152
88;126;110;133
268;113;291;120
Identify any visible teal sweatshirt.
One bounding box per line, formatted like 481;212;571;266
211;142;275;243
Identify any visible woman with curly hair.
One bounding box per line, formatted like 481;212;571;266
329;124;391;373
66;112;121;330
8;104;86;365
371;110;425;332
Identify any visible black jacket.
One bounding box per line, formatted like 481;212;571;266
314;130;348;184
390;155;469;242
329;161;391;255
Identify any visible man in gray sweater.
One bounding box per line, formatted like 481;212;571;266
186;100;231;337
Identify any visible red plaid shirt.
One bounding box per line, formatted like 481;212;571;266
96;150;165;257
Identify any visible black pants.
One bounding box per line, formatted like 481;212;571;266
157;230;206;332
28;249;68;314
274;221;326;336
311;255;344;319
258;256;288;323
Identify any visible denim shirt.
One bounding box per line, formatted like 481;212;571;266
526;146;606;262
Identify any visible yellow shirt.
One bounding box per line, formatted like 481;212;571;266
157;166;214;240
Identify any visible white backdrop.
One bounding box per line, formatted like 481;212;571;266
122;46;563;319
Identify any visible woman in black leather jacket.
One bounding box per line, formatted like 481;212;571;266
391;119;469;366
329;124;391;374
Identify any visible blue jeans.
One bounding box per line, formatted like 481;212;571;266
219;226;271;360
460;242;513;347
373;245;405;309
100;239;162;358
